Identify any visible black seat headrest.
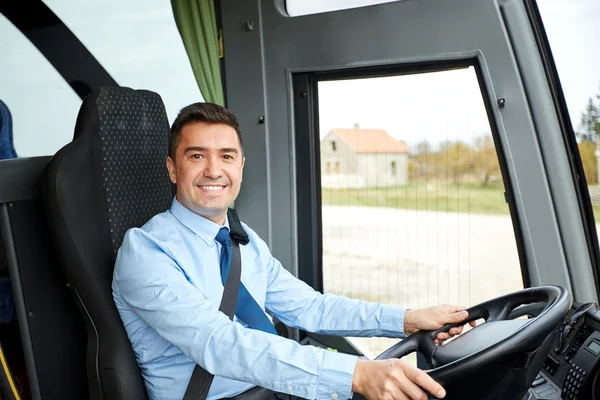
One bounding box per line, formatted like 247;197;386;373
44;87;173;400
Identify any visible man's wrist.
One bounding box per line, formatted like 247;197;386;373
404;309;415;334
351;359;364;395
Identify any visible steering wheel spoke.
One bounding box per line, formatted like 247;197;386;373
375;334;420;360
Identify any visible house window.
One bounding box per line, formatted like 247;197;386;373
391;161;397;176
331;141;337;152
334;162;340;173
325;162;331;174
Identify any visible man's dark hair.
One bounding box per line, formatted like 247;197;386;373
169;102;243;159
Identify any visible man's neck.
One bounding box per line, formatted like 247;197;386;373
176;196;227;226
195;210;227;227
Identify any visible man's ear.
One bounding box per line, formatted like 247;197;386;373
166;156;177;184
240;156;245;181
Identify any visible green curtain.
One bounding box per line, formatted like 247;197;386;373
171;0;225;106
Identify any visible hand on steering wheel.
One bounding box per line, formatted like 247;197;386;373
352;358;447;400
404;305;478;343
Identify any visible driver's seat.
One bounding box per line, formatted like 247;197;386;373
43;87;173;400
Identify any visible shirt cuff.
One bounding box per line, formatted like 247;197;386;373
315;351;358;400
379;305;407;338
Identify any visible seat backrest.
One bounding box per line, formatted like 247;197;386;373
43;87;173;400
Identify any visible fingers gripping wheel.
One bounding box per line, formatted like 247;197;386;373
374;286;570;400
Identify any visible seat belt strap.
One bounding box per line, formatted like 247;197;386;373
183;238;241;400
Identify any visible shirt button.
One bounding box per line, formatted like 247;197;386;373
287;385;293;392
207;236;212;241
331;393;339;400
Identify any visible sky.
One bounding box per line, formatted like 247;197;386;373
538;0;600;130
318;68;489;146
1;0;598;156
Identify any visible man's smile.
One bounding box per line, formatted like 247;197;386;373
197;184;227;192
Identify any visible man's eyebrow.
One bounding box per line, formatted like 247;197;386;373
183;146;239;154
184;146;207;154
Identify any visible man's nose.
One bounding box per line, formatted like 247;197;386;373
203;157;222;178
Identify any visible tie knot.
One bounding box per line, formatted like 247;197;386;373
215;227;231;247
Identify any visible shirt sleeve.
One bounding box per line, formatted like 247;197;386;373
114;229;358;400
263;252;407;339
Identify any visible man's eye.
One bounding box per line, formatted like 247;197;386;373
223;155;234;160
191;154;202;159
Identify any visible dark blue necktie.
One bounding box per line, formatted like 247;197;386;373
215;227;277;334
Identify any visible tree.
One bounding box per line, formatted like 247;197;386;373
576;85;600;185
414;140;432;155
577;91;600;143
578;141;597;185
438;140;473;183
471;135;501;186
411;140;437;180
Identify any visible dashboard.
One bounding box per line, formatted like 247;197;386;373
529;303;600;400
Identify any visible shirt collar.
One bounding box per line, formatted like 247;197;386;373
169;197;229;245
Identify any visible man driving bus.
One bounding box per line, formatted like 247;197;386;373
112;102;475;400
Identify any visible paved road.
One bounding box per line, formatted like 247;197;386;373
320;205;525;358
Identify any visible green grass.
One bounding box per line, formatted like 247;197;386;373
322;181;509;215
323;181;600;222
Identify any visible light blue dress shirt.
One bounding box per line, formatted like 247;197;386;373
112;198;407;400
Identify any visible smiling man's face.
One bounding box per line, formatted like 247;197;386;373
166;121;245;225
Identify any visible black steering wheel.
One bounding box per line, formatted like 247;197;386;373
374;286;570;399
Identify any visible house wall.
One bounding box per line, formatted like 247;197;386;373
357;153;408;187
320;132;363;188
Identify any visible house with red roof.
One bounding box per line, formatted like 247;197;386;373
320;124;410;188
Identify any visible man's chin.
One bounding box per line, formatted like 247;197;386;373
186;201;229;219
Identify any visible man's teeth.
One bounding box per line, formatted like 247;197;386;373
201;186;224;191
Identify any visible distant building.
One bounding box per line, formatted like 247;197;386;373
320;124;409;189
